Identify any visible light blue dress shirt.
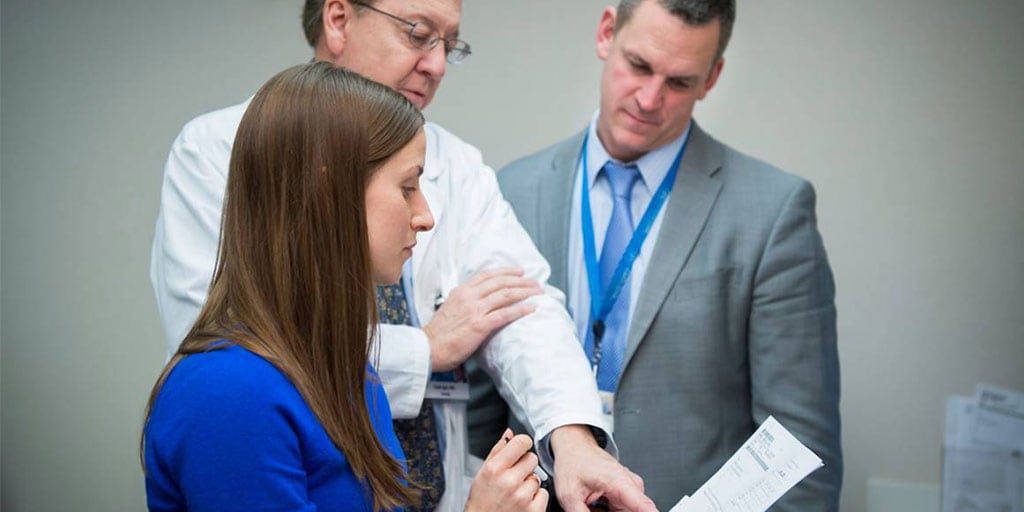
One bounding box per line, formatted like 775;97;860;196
568;112;692;363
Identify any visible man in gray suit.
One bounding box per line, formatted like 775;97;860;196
468;0;842;510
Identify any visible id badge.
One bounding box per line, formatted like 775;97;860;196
424;365;469;401
599;390;615;433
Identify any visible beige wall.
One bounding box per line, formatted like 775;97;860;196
3;1;1023;510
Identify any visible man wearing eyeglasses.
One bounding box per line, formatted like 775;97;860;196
150;1;655;511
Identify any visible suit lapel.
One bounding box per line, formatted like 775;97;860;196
623;124;724;370
537;131;586;292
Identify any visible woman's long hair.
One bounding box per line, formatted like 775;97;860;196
143;62;423;510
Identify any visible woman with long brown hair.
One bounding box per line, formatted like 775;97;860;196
142;62;547;511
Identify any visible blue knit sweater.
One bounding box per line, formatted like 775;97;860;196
144;343;405;511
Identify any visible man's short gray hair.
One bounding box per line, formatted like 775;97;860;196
615;0;736;62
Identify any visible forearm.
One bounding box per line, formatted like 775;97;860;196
476;290;612;472
439;131;611;470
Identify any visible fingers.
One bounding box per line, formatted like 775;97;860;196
508;445;542;483
424;267;544;372
561;498;592;512
464;266;526;287
480;286;541;319
484;299;538;328
459;268;541;304
527;480;549;512
485;432;535;470
474;274;541;300
550;438;657;512
486;428;515;458
508;464;547;512
475;430;548;512
533;487;550;510
628;469;645;493
510;453;545;511
591;465;655;512
605;484;658;512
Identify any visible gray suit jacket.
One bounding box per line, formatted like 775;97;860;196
468;123;842;511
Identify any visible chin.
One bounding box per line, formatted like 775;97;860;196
402;91;429;110
608;140;649;162
607;128;648;152
372;269;402;286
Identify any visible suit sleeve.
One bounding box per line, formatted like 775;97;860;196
748;181;842;511
443;140;611;472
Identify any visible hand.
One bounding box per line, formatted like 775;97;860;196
466;429;549;512
423;267;542;372
550;425;657;512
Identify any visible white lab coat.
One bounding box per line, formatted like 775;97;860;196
150;100;610;511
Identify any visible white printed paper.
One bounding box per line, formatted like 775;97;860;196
670;416;823;512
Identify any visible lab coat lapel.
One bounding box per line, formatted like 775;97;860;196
411;126;448;324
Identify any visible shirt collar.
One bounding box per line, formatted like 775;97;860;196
585;110;692;193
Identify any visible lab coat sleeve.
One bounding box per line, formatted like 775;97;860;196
430;127;613;472
373;324;431;419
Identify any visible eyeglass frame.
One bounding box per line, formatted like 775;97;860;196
350;1;472;64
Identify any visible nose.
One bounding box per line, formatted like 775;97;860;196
411;191;434;233
634;78;663;112
416;42;448;80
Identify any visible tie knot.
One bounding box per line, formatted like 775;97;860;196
602;161;641;200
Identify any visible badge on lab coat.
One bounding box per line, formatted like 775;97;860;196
425;365;469;401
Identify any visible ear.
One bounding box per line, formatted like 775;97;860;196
595;7;617;61
319;0;353;60
697;57;725;100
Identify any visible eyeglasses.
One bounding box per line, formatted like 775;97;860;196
352;1;472;64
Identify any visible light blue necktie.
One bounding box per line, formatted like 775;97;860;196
591;161;641;392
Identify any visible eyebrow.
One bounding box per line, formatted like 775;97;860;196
403;12;460;39
624;50;701;83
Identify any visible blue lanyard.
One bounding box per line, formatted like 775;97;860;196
580;129;690;367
